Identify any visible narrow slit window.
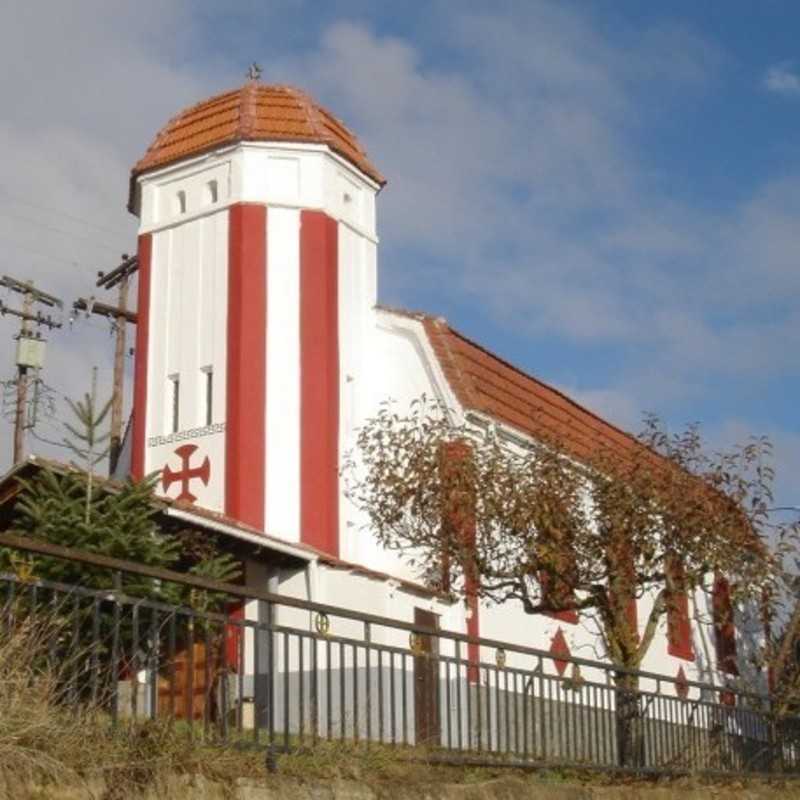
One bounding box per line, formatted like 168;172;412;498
206;180;218;204
175;190;187;215
203;367;213;426
169;375;180;433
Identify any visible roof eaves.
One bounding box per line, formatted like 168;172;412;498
444;323;641;444
377;304;646;458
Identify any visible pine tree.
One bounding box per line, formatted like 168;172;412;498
7;382;241;599
62;391;111;472
4;385;242;715
62;368;111;524
9;469;175;595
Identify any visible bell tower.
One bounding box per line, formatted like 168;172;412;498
128;81;385;558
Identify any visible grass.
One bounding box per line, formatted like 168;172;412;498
0;609;259;798
0;608;798;798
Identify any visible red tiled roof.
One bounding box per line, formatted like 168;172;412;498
380;306;645;464
131;82;385;190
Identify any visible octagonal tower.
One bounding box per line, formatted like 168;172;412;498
128;81;385;558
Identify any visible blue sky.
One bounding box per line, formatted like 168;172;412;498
1;1;799;506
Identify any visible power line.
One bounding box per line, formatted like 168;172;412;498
0;210;123;253
0;236;91;268
0;185;131;238
70;315;117;334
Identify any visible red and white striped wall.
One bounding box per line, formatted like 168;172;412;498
225;202;341;554
131;145;380;560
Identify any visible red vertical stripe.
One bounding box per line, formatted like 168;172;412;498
300;210;340;557
225;602;245;670
713;575;738;675
466;560;480;684
226;203;267;529
440;441;480;683
131;233;152;480
667;559;694;661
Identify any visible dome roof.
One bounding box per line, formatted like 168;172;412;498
131;82;385;191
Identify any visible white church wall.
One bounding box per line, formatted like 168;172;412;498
638;584;682;687
318;565;467;651
476;553;730;698
338;223;377;565
138;142;378;240
339;317;450;577
144;209;228;512
265;207;301;542
478;599;601;687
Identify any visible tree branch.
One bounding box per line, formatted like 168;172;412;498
636;588;667;666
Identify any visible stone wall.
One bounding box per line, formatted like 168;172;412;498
6;774;800;800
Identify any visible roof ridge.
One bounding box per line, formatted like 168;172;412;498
239;82;258;139
424;316;481;409
378;304;642;454
442;321;638;444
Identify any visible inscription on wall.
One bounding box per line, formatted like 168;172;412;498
147;422;226;448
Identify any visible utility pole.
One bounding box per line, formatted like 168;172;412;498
73;253;138;473
0;276;63;464
14;290;32;465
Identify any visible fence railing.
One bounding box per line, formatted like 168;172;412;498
0;530;797;777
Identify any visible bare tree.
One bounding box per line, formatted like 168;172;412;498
346;399;794;765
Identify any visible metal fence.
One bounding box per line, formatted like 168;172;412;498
0;530;798;777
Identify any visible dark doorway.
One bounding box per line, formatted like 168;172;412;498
414;607;440;746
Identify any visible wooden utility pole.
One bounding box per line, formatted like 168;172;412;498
14;290;32;464
0;276;63;464
73;253;138;473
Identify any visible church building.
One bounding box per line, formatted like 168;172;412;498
115;78;738;708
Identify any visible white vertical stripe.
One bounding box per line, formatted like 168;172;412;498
265;207;301;541
338;225;359;448
337;225;376;563
180;221;200;428
146;230;170;449
214;210;229;420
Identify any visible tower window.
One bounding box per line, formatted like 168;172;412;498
206;180;218;204
169;374;180;433
175;190;187;215
202;366;213;426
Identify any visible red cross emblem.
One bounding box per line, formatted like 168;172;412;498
161;444;210;502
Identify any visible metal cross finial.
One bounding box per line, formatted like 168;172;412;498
247;62;262;81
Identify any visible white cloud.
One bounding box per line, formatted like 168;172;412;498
0;0;241;474
704;419;800;514
554;385;641;434
285;16;800;416
764;61;800;95
0;0;796;508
